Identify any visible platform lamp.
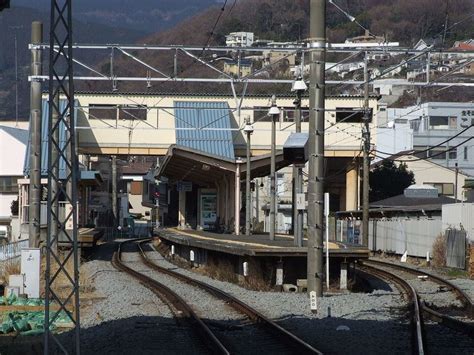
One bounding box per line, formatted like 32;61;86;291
292;76;308;247
268;95;280;240
243;119;254;236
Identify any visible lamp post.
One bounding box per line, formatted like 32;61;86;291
244;120;254;235
292;76;308;247
268;95;280;240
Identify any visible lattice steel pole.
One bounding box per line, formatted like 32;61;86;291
45;0;80;353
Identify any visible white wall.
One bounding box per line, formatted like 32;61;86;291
0;195;15;220
401;155;468;200
0;128;27;176
376;125;413;159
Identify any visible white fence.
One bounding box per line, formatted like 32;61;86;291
0;239;29;261
368;218;442;257
0;239;29;275
337;218;443;257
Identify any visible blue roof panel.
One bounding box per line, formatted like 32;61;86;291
174;101;235;160
23;99;73;179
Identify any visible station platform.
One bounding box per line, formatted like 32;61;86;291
154;228;369;291
156;228;369;259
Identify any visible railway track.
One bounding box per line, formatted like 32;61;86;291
365;259;473;314
358;260;474;355
113;239;322;354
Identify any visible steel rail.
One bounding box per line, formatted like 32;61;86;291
112;239;230;355
365;259;473;313
138;239;323;355
358;262;425;355
363;260;474;339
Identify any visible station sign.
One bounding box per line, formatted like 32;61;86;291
177;181;192;192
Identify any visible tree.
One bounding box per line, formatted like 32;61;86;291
369;160;415;202
10;198;19;216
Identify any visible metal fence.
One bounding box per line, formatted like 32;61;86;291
337;217;443;257
368;218;442;257
0;239;29;261
445;228;467;269
0;239;29;275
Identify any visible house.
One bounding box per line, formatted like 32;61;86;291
223;59;252;77
376;154;470;201
345;29;385;44
0;125;28;241
225;32;254;47
413;38;439;51
387;102;474;176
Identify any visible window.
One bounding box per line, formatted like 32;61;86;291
426;182;454;196
254;107;272;122
88;104;117;120
464;146;468;160
429;116;451;130
448;150;457;160
427;149;446;160
0;177;19;193
119;104;147;120
410;119;421;132
254;107;309;123
335;107;373;123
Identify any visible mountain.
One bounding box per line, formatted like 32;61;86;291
13;0;220;34
0;5;147;120
84;0;474;96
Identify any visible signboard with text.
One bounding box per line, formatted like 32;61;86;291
177;181;192;192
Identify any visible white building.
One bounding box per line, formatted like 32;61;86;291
225;32;254;47
0;125;28;240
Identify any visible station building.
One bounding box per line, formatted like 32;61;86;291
20;91;380;237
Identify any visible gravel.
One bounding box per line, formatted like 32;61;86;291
144;245;411;354
17;241;469;355
75;242;209;355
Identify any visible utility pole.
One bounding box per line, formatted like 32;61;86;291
362;52;370;248
269;96;280;241
255;179;259;226
307;0;326;298
455;162;459;203
244;119;254;235
111;155;118;232
29;21;42;248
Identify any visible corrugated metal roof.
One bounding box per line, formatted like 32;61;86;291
174;101;235;160
23;99;72;178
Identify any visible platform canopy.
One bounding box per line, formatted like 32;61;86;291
156;145;290;186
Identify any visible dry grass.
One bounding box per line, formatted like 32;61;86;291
39;251;80;311
0;260;21;286
432;233;446;268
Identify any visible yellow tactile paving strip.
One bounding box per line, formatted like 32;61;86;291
168;228;341;250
